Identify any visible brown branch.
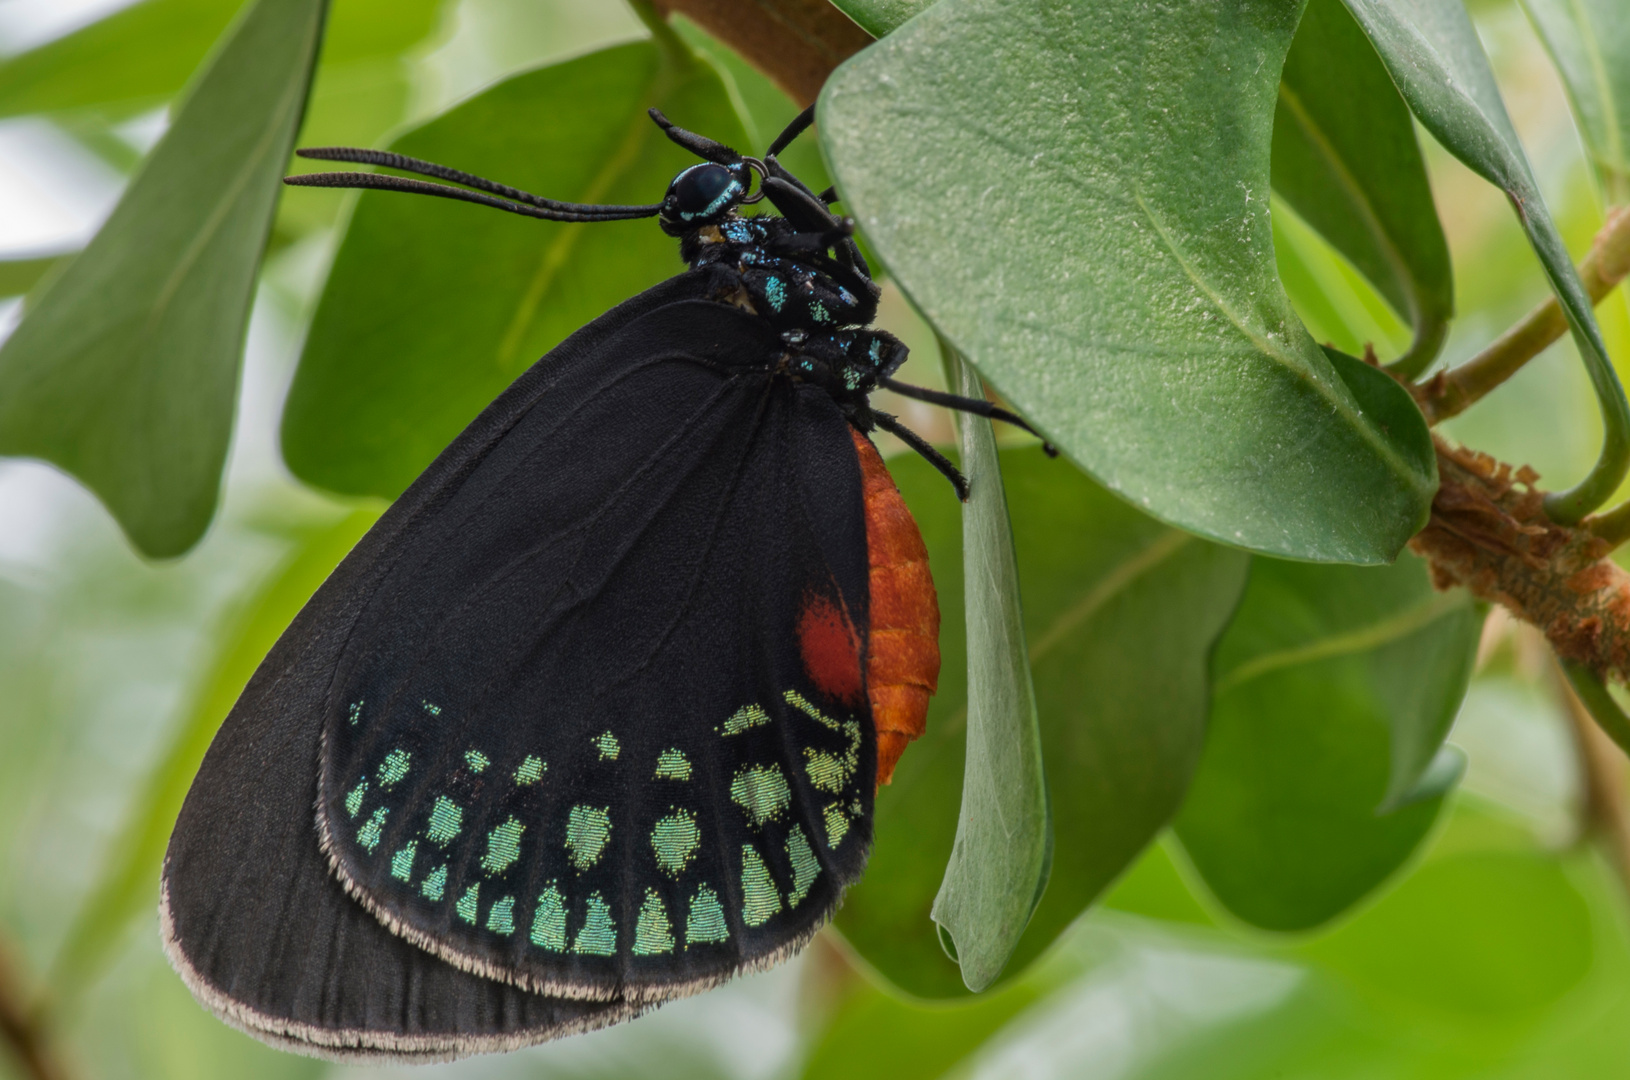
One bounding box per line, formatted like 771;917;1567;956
0;943;70;1080
653;0;873;107
1416;206;1630;425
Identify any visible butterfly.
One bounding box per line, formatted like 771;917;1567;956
160;105;1044;1061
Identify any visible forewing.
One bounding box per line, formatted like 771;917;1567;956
160;275;754;1059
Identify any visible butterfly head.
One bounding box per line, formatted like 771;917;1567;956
657;160;762;236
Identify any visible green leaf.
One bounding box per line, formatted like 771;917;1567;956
820;0;1437;565
828;0;935;38
0;0;441;121
47;510;377;1000
1523;0;1630;204
0;0;329;557
0;254;68;299
282;38;749;498
1173;553;1480;932
835;447;1248;997
0;0;240;120
1341;0;1630;522
1273;0;1452;377
928;348;1050;992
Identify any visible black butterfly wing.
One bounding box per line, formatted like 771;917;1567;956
162;271;875;1058
315;290;875;1003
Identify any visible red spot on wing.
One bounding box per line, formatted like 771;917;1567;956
797;591;865;707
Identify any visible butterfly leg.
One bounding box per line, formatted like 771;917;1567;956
879;377;1059;456
870;411;970;501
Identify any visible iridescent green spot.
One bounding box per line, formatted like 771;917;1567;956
390;840;418;882
347;700;363;726
464;749;490;773
572;892;616;955
803;749;845;793
565;805;612;870
634;890;675;955
730;764;791;826
422;700;442;716
456;884;479;924
480;816;524;875
594;731;621;761
421;864;447;901
787;826;820;906
487;894;516;936
721;704;769;735
515;755;545;785
356;806;388;853
823;803;850;848
650;811;700;877
530;883;566;951
377;748;410;787
687;885;729;944
425;795;463;845
344;780;368;818
654;749;692;780
740;844;781;926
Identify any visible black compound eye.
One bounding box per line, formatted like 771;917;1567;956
668;163;739;221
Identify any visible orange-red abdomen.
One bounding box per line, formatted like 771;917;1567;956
850;428;940;785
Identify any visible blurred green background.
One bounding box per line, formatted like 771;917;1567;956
3;0;1630;1076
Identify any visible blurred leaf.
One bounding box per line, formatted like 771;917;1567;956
928;348;1050;992
48;510;376;1000
0;0;328;558
1342;0;1629;521
1523;0;1630;204
820;0;1436;564
282;36;749;497
0;0;239;120
1272;198;1413;360
0;0;440;121
828;0;934;37
1302;851;1593;1027
1173;552;1480;932
836;447;1248;997
1273;0;1451;377
0;255;68;299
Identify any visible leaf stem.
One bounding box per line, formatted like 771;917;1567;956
1557;658;1630;893
1420;206;1630;426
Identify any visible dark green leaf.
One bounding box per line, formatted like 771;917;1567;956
1173;553;1480;931
1273;0;1452;377
1523;0;1630;203
48;511;376;1000
828;0;934;38
1341;0;1630;521
281;37;749;497
928;348;1050;992
0;0;329;557
836;447;1248;997
820;0;1436;564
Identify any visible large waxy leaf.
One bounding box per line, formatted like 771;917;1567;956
1523;0;1630;203
281;39;750;498
820;0;1436;564
1173;553;1480;932
928;349;1050;992
836;447;1248;997
1273;0;1451;377
0;0;329;558
1340;0;1629;521
47;511;377;1000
